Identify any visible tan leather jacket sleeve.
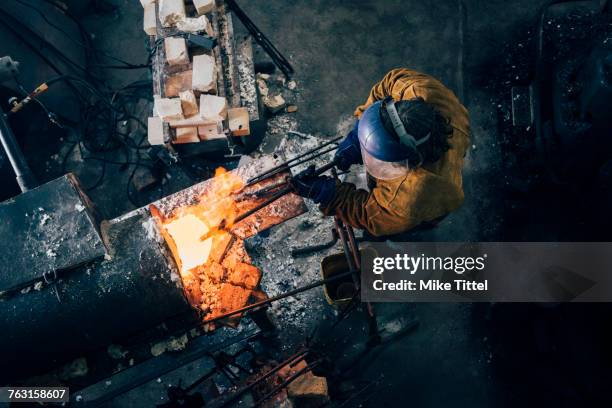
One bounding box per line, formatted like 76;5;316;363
321;168;465;237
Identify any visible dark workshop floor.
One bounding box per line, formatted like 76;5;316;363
13;0;612;406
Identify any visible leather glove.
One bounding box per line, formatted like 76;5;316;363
334;120;363;171
290;165;336;205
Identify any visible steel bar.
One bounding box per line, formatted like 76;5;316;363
245;136;342;186
0;110;37;191
254;359;323;405
328;168;379;346
239;161;337;225
202;270;353;325
337;218;379;344
199;186;292;242
344;225;361;271
212;349;309;408
225;0;294;77
233;179;288;202
200;160;338;241
331;168;361;280
251;181;289;198
246;145;338;187
219;235;237;264
235;185;292;223
334;217;360;290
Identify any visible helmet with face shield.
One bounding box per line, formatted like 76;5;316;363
357;97;437;180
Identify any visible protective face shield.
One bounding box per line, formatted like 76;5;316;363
357;98;431;180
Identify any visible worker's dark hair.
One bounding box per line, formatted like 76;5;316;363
380;98;453;165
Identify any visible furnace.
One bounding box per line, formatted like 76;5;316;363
0;157;306;381
151;161;306;328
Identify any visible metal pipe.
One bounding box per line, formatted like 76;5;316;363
0;110;37;191
202;271;353;325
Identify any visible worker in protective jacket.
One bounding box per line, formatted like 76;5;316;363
291;68;470;237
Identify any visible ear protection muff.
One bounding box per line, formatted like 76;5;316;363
382;97;431;166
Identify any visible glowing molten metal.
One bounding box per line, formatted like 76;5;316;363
151;168;262;327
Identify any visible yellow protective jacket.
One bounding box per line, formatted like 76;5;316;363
320;68;470;236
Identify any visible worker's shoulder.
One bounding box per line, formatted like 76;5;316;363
382;68;431;91
388;69;464;107
382;68;470;136
410;79;470;137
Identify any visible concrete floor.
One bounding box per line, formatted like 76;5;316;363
29;0;608;406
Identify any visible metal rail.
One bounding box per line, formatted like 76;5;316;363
225;0;294;78
202;270;353;325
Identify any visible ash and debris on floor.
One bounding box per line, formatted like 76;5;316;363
239;67;349;342
239;87;355;345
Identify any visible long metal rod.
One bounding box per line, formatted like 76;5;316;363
0;110;36;192
330;167;379;345
254;359;322;405
225;0;294;77
334;217;360;289
246;136;342;186
234;185;293;224
231;161;337;227
344;224;361;271
211;349;309;408
202;160;338;241
246;145;337;188
202;270;353;325
200;185;293;242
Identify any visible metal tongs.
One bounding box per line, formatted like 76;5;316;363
201;156;340;241
243;135;342;189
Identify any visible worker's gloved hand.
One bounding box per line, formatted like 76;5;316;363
334;120;363;172
291;165;336;205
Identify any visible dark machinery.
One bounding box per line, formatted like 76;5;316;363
530;1;612;172
0;138;349;385
0;177;199;382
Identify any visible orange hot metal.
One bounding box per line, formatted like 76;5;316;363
149;162;306;328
